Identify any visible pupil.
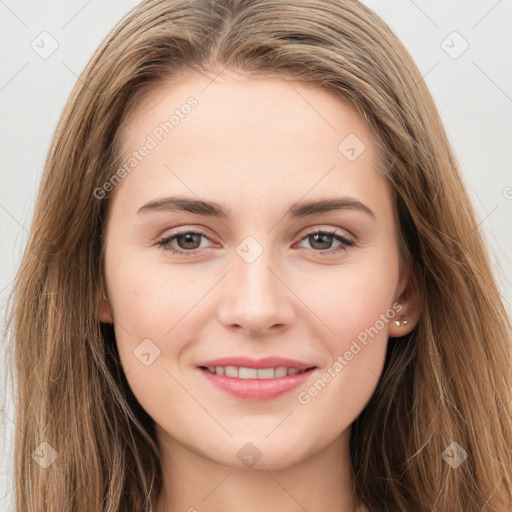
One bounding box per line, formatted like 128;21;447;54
311;233;332;250
178;233;200;249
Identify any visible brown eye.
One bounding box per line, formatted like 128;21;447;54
308;232;335;250
296;229;354;255
174;232;203;250
157;230;212;256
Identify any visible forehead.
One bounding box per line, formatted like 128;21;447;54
111;71;391;223
120;70;378;156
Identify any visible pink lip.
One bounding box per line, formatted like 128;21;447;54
196;356;318;400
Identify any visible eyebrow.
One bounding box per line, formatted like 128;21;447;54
137;195;375;219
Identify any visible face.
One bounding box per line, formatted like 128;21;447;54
100;70;417;470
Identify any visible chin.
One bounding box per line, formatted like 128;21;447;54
209;439;311;471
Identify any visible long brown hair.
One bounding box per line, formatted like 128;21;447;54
7;0;512;510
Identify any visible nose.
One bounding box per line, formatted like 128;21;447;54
217;252;295;336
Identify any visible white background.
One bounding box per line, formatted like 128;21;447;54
1;1;511;509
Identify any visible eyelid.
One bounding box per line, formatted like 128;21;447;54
294;224;354;242
155;225;213;242
156;225;355;256
157;224;354;242
157;227;215;246
292;228;355;253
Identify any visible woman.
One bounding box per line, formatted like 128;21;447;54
8;0;512;510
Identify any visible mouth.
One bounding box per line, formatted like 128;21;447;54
199;365;316;378
196;360;318;400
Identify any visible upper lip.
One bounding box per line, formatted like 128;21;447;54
197;356;317;370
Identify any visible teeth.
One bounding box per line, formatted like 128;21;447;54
239;367;258;379
257;368;275;379
204;365;310;378
225;366;238;377
275;366;288;378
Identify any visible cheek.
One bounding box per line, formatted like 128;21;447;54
107;256;202;429
104;245;207;395
293;261;397;410
303;258;398;346
106;247;204;334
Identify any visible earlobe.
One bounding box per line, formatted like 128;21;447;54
388;266;423;338
388;309;414;337
98;291;114;324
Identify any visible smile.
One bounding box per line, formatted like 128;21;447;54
201;365;313;379
197;361;317;400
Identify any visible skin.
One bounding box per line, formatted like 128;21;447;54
99;70;421;512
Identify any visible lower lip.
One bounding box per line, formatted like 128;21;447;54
198;368;317;400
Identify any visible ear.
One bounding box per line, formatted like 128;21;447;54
388;263;422;338
98;288;113;324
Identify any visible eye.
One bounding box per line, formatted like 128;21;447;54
156;228;355;257
156;229;213;256
295;229;354;255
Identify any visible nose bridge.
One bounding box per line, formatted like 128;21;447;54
236;251;278;303
217;237;294;334
233;242;282;310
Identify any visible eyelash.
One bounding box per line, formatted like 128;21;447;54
156;228;355;257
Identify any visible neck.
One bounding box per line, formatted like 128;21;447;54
154;426;362;512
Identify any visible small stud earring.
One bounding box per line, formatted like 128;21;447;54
394;317;407;327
